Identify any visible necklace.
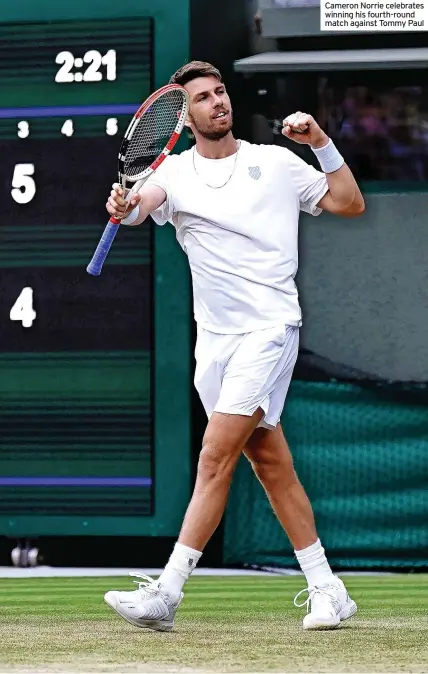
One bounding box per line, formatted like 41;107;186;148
192;140;240;189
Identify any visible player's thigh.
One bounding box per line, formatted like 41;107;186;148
244;424;295;475
202;408;265;464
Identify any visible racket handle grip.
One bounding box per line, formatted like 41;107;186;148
86;218;121;276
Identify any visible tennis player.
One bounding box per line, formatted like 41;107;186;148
104;61;365;632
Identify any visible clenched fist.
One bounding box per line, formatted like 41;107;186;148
282;112;329;149
106;184;141;221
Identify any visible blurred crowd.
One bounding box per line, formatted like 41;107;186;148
317;82;428;181
250;78;428;182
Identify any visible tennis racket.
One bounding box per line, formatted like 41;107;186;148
87;84;189;276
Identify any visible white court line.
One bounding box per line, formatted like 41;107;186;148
0;566;396;578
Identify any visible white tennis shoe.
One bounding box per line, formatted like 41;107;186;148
294;577;357;630
104;572;183;632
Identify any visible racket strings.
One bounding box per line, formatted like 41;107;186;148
124;89;187;178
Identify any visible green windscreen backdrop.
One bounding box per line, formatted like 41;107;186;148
225;381;428;569
0;0;191;538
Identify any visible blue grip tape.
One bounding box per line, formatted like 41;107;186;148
86;220;120;276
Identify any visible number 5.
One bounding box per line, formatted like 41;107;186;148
11;164;36;204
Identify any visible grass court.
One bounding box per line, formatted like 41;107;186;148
1;574;427;672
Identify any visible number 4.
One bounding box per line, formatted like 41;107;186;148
10;287;36;328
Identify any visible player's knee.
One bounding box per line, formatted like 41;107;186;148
251;452;297;489
197;439;238;484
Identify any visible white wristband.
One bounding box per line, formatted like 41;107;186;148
311;139;344;173
121;204;140;225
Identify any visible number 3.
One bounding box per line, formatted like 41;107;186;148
10;288;37;328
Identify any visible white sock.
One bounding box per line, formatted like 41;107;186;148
294;539;336;588
157;542;202;603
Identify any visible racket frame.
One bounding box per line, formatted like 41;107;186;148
86;84;189;275
112;83;190;221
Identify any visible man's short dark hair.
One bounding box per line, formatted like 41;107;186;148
169;61;222;87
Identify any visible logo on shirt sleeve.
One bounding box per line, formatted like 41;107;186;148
248;166;261;180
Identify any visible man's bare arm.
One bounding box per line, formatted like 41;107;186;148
316;165;365;217
282;112;365;218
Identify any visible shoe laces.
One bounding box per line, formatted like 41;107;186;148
129;572;161;598
293;584;341;614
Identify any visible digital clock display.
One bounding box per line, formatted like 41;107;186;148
0;17;155;522
55;49;117;83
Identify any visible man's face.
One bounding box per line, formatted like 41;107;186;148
184;76;233;141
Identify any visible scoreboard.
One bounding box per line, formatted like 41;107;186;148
0;13;191;538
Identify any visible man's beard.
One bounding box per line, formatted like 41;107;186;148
191;115;233;141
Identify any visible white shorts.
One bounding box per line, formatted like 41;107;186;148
194;323;299;430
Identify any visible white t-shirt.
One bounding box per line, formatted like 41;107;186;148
147;140;328;334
